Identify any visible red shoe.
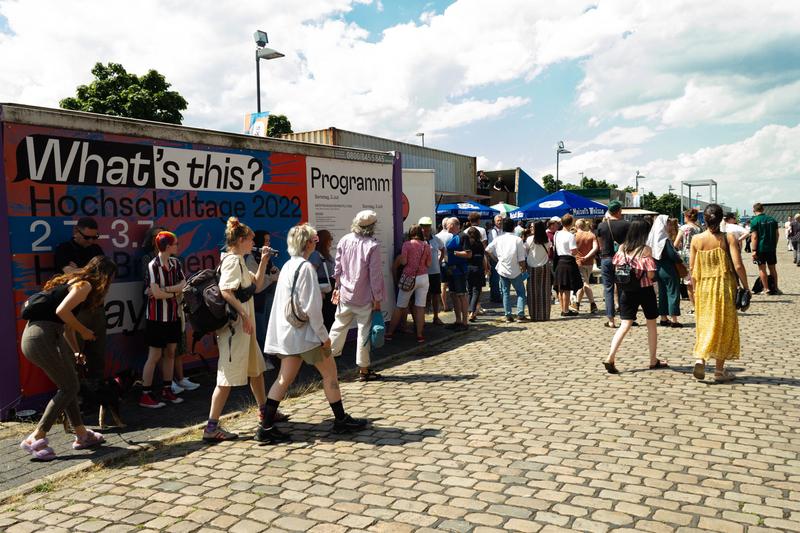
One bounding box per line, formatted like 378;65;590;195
161;387;184;404
139;392;165;409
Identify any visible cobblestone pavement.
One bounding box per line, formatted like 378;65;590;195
1;247;798;532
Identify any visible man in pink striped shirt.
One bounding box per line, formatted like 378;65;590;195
329;210;386;382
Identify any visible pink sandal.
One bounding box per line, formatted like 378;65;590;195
73;429;105;450
20;437;56;461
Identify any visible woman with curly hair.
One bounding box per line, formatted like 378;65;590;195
19;255;117;460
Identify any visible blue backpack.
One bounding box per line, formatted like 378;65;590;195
370;310;385;349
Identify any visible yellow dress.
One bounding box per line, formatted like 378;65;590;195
693;247;740;361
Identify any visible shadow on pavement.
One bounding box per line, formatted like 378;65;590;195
371;373;477;383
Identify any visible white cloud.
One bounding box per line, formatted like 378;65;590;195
576;126;657;150
477;155;505;171
535;124;800;211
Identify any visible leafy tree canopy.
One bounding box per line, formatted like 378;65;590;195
267;114;293;137
60;62;188;125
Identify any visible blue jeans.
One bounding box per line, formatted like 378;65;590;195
489;258;502;302
499;274;526;317
601;257;616;320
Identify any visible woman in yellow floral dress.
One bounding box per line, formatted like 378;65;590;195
689;204;749;382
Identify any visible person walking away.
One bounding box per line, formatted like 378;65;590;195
436;218;456;312
54;217;107;396
445;219;472;330
674;208;703;312
385;224;431;342
749;202;782;295
140;231;186;408
203;217;273;441
596;202;630;328
789;214;800;266
329;210;386;382
647;215;683;328
420;217;445;325
690;204;749;382
465;227;489;322
19;256;117;460
487;215;504;303
553;215;582;317
259;224;368;443
525;221;552;322
487;217;528;322
602;220;665;373
308;230;337;330
722;213;749;252
573;218;599;314
467;212;489;316
785;216;794;252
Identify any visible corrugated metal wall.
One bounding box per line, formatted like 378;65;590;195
283;128;476;195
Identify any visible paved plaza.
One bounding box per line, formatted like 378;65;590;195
1;250;798;532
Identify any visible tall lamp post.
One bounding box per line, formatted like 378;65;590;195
254;30;284;113
416;132;425;147
635;170;646;192
555;141;571;191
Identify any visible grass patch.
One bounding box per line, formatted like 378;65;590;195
31;481;54;494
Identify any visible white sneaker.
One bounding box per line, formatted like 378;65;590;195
176;378;200;391
171;381;185;395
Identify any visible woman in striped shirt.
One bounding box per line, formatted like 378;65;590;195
139;231;186;408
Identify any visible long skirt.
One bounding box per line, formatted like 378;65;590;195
527;264;552;321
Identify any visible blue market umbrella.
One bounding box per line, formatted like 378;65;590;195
509;190;608;220
436;201;499;217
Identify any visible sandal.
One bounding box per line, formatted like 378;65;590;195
73;429;105;450
714;372;736;383
649;360;669;370
416;336;425;343
432;318;444;326
358;369;382;382
604;322;617;329
202;426;239;442
602;361;619;374
384;334;393;341
693;361;706;380
20;437;56;462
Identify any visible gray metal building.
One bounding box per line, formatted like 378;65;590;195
282;127;476;197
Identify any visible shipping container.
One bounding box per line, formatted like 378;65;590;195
0;104;403;419
283;128;476;196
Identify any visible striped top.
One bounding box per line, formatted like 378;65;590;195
146;255;185;322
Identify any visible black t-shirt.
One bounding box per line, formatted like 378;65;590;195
54;239;105;273
596;219;631;258
468;240;485;270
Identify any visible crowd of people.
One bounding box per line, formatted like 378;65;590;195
16;198;792;460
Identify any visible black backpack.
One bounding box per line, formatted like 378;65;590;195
614;248;643;292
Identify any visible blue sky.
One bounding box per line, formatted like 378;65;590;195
1;0;799;211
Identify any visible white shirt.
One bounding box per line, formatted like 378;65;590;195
488;226;504;244
554;230;577;256
487;233;526;278
475;225;488;244
264;256;328;355
526;237;551;268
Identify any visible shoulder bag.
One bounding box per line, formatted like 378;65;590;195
721;233;750;312
398;242;425;291
284;261;310;327
319;261;333;294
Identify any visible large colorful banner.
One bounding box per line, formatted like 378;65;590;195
0;122;398;412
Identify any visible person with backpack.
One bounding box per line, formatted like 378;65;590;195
202;217;274;442
139;231;187;409
385;224;432;342
19;256;117;461
602;219;666;374
259;224;368;443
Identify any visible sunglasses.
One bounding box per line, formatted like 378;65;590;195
78;230;99;241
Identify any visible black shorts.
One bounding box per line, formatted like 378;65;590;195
440;265;449;284
754;250;777;266
619;286;659;321
145;320;182;348
428;273;442;295
448;273;468;295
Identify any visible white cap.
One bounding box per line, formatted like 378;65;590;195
548;216;562;223
354;209;378;227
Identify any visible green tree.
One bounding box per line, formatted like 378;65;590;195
652;192;681;218
60;62;188;124
267;114;293;137
579;177;619;189
640;192;658;211
541;174;557;193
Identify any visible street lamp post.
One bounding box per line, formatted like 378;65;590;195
555;141;571;191
416;132;425;147
635;170;646;192
253;30;285;114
